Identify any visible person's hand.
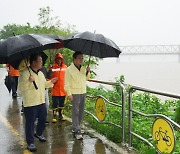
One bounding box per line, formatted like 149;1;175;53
29;75;35;82
51;77;58;83
49;87;52;92
68;95;73;101
48;64;53;70
86;66;90;72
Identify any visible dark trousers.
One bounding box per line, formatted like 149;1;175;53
52;96;65;108
24;103;47;145
12;76;18;94
52;96;65;118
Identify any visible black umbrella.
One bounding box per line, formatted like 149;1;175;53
0;33;60;89
41;34;65;42
40;34;64;63
4;75;12;93
63;31;121;60
0;33;59;66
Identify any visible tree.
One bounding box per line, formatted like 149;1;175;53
38;6;77;36
0;23;32;39
38;6;61;28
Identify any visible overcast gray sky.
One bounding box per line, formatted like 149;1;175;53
0;0;180;46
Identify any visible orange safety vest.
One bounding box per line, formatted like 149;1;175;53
50;53;67;96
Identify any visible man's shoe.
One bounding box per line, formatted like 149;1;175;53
52;118;57;123
74;131;83;140
27;144;37;152
34;134;46;142
72;129;84;134
80;129;85;134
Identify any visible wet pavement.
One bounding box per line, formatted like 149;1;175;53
0;68;129;154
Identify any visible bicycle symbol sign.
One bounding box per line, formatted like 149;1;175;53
152;118;175;153
95;97;106;121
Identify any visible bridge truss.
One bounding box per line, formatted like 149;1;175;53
119;45;180;55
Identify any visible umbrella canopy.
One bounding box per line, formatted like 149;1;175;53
40;34;64;49
41;34;65;41
0;33;61;90
40;34;64;63
63;31;121;58
0;33;60;67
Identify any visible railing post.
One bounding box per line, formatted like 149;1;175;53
88;79;127;145
120;83;126;146
128;88;133;149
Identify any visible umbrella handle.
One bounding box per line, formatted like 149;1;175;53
27;67;38;90
20;52;38;90
33;81;38;90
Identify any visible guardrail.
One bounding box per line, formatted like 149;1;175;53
87;79;126;145
66;79;179;153
128;85;180;153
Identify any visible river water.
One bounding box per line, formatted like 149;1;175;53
1;55;180;97
90;54;180;96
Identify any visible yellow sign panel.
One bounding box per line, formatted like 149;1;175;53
95;97;106;121
152;118;175;153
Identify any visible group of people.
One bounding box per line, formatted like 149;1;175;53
7;51;90;152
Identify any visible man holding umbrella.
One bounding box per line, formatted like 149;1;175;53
18;53;58;152
65;51;90;140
